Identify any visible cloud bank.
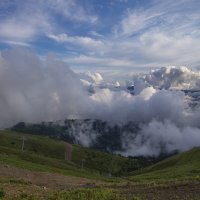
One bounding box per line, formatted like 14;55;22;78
1;48;200;156
0;48;94;127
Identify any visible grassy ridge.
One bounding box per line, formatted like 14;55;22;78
0;130;132;181
130;147;200;182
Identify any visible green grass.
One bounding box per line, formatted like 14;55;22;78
129;147;200;182
1;129;200;184
0;130;66;159
48;188;127;200
0;130;139;176
72;145;129;175
0;151;96;179
0;130;128;182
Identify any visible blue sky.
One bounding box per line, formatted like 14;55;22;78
0;0;200;73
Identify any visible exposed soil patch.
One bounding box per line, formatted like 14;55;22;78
0;164;94;188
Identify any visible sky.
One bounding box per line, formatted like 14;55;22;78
0;0;200;74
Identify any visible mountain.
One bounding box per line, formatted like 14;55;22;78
11;119;140;153
0;129;152;177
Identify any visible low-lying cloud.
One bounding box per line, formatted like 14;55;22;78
0;48;93;127
1;48;200;156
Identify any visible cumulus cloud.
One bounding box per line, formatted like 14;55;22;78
80;71;103;83
139;66;200;90
89;87;186;125
79;71;125;95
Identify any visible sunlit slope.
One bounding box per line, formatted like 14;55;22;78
130;147;200;181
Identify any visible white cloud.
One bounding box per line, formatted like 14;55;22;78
114;9;163;37
82;0;200;72
89;31;103;38
142;66;200;90
0;20;35;40
45;0;98;23
48;33;104;49
62;0;200;73
1;0;200;74
86;72;103;83
0;0;98;43
0;47;93;127
64;55;135;73
123;119;200;156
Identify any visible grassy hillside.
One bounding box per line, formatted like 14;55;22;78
129;147;200;182
1;130;200;183
0;130;200;199
0;130;139;181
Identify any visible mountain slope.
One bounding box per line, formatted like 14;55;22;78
0;130;200;199
0;130;141;180
130;147;200;181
